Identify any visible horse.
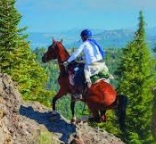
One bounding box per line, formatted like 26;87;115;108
42;39;128;131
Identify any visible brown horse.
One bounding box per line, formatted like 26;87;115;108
42;39;128;131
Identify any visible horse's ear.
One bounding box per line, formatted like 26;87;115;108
60;39;63;43
52;37;56;43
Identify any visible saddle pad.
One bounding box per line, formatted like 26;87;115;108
91;71;109;84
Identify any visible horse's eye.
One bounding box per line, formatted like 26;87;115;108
48;45;54;50
52;45;55;49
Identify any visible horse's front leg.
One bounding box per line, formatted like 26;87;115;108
70;97;76;123
52;88;68;114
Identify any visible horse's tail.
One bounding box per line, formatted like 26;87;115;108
115;94;128;132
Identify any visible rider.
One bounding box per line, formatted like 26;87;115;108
63;29;113;96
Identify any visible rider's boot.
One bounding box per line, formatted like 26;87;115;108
86;82;92;88
109;74;114;79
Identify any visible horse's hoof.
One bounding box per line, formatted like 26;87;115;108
100;115;107;122
71;116;76;124
76;119;83;124
88;117;94;122
89;117;101;123
71;117;82;124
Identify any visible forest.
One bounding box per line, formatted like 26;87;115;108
0;0;156;143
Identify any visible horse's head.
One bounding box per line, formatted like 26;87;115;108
42;39;59;63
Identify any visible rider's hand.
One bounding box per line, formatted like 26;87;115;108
63;61;69;67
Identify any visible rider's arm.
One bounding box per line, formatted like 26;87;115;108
67;44;84;63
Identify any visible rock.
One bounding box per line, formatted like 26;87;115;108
0;73;61;144
68;123;124;144
70;131;85;144
0;73;125;144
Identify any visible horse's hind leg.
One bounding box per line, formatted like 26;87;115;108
89;108;101;123
100;110;107;122
52;89;68;112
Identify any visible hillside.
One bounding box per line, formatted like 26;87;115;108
28;27;156;49
0;73;125;144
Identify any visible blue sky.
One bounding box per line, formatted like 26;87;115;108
16;0;156;33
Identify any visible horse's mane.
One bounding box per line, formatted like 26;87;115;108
55;41;70;62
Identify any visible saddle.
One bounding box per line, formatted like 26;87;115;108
68;63;85;99
68;62;111;99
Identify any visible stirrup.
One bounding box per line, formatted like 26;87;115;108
73;93;83;100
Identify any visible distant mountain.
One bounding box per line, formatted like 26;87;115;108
27;27;156;49
27;29;81;49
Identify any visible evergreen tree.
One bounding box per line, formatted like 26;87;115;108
0;0;52;106
116;11;155;143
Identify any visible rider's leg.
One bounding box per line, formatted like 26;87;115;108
99;62;114;79
84;64;105;87
92;62;114;80
84;65;92;88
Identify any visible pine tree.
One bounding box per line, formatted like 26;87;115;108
0;0;21;72
116;11;155;143
0;0;52;106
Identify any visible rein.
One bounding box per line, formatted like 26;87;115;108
58;62;68;72
58;62;64;65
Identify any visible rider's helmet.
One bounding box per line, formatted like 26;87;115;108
80;29;92;39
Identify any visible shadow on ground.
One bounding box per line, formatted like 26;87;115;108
20;105;76;143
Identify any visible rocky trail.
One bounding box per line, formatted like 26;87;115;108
0;73;125;144
20;104;76;143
